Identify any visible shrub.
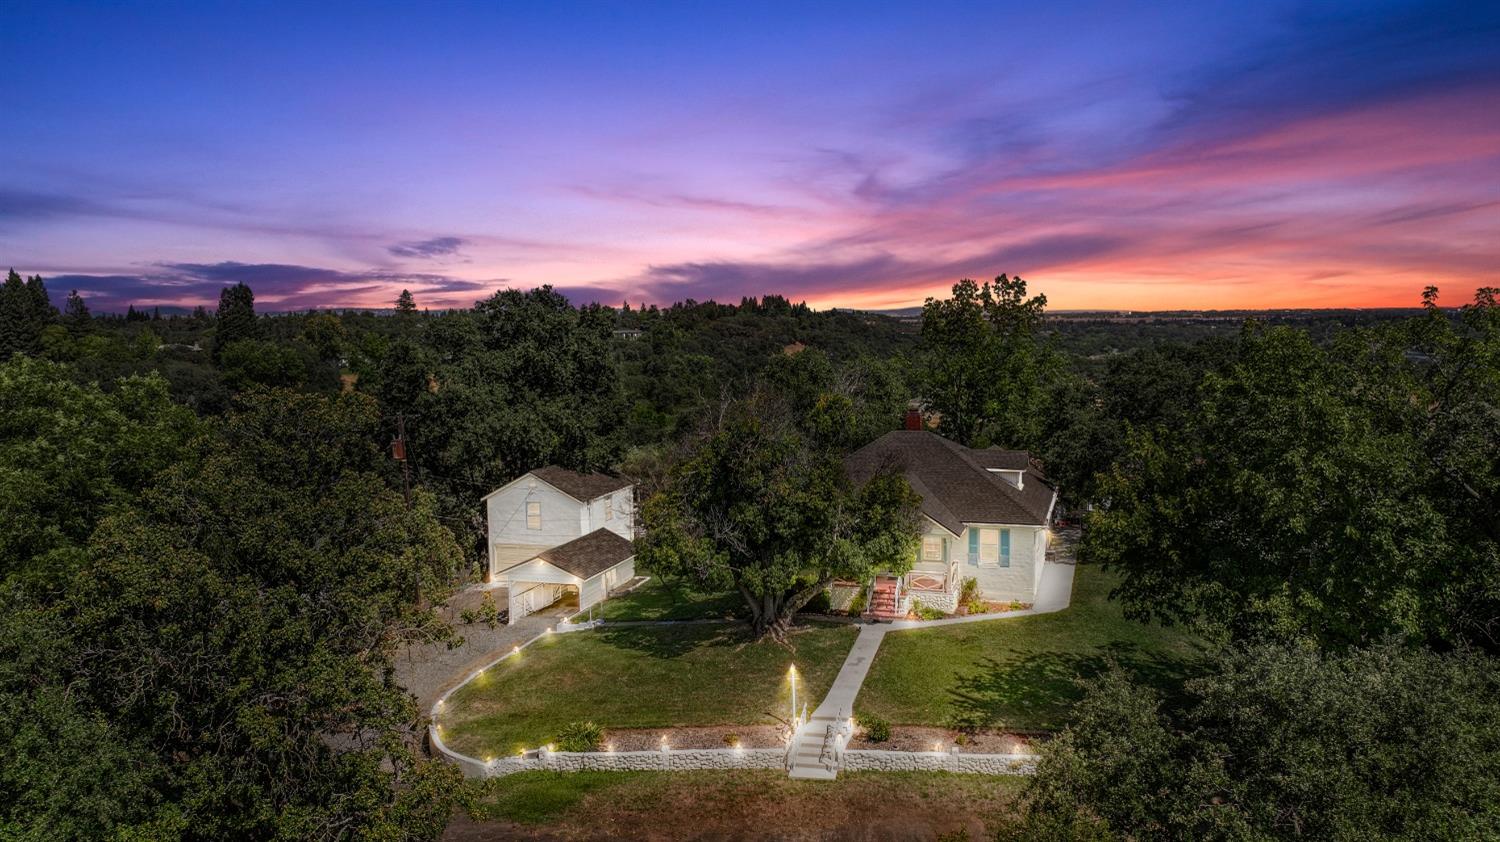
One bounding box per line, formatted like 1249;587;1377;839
858;712;890;743
554;721;604;752
723;733;740;747
958;577;981;603
847;587;868;615
912;600;945;620
803;588;832;614
465;592;502;628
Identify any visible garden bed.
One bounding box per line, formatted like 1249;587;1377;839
848;725;1035;754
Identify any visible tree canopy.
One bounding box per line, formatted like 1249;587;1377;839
637;389;921;637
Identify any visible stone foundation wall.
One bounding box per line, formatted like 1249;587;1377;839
909;589;958;613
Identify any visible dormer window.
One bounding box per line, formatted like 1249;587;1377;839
526;501;541;530
986;468;1024;489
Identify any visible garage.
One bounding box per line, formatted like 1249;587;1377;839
504;528;636;624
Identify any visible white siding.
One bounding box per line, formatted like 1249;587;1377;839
957;524;1045;603
582;489;635;540
486;480;587;578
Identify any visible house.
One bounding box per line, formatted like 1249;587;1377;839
483;466;636;623
843;420;1058;619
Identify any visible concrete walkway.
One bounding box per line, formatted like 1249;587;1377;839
791;559;1076;779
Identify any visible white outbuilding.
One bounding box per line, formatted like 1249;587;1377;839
483;466;636;622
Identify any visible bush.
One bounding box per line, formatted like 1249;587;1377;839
912;600;945;620
857;712;890;743
461;592;502;628
803;588;832;614
554;721;604;753
847;587;868;615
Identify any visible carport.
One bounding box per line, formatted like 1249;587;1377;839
505;528;636;624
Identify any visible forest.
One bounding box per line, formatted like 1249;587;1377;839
1;267;1497;840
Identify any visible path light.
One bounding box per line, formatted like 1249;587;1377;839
606;742;615;753
788;665;798;723
512;645;520;655
933;742;943;753
660;735;670;753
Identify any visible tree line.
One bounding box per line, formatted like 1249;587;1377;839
1;268;1497;839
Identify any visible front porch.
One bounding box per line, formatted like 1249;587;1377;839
861;562;962;620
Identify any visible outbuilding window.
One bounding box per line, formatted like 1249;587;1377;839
526;501;541;530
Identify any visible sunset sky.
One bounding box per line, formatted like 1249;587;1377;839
2;1;1497;313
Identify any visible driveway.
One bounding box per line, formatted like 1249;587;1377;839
395;587;576;713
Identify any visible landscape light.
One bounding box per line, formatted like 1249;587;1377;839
606;743;615;753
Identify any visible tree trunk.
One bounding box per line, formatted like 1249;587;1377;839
740;579;831;642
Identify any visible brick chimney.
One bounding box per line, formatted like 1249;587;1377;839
903;409;923;431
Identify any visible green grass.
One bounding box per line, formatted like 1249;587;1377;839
575;576;743;622
466;770;1024;832
856;564;1208;732
441;621;856;756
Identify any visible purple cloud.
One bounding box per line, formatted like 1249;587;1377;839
388;236;467;259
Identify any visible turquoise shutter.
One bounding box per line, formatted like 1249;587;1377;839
968;530;979;564
1000;529;1011;567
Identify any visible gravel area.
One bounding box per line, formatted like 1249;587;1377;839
849;725;1036;754
598;725;789;752
395;587;578;712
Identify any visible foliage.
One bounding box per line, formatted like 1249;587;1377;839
857;712;891;742
912;600;946;620
920;276;1055;449
0;356;196;587
0;269;58;358
847;587;868;615
396;288;417;314
461;591;505;628
393;287;625;557
1002;643;1500;841
636;390;922;637
210;281;258;362
554;721;605;752
0;388;466;839
1086;289;1500;651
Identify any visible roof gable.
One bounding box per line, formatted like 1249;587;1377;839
485;466;632;503
845;431;1055;530
536;528;635;579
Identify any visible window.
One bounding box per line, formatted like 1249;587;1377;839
979;529;999;565
922;535;943;562
526;501;541;530
1000;529;1011;568
604;496;614;521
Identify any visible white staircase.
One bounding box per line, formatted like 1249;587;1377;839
787;711;850;780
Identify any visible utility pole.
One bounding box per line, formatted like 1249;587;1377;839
392;414;412;508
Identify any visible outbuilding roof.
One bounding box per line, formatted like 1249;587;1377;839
536;528;635;579
845;431;1055;534
530;466;633;502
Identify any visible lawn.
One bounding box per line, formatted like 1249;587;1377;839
451;770;1024;839
856;564;1208;732
440;621;856;756
573;576;743;622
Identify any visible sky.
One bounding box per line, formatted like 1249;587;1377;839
2;1;1498;313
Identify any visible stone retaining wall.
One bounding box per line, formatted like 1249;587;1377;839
433;724;1036;779
843;749;1035;775
439;740;787;779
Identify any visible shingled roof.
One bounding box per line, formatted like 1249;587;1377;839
536;528;635;579
845;431;1055;535
530;466;632;502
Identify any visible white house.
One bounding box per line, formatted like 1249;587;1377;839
483;466;636;623
843;427;1058;618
